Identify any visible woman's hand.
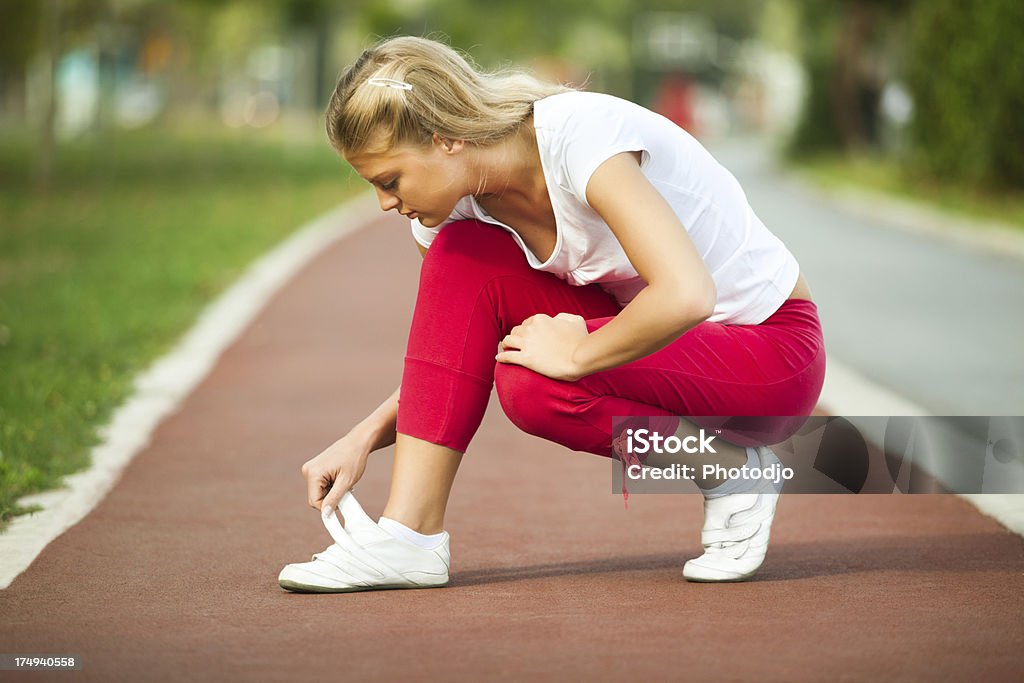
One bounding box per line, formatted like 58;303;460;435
495;312;589;381
300;432;371;515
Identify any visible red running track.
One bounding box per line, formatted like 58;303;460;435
1;213;1021;681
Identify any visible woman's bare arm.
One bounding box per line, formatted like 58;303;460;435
350;385;401;452
570;151;717;376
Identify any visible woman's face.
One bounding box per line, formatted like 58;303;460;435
344;135;468;228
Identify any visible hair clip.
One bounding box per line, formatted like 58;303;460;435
367;77;413;91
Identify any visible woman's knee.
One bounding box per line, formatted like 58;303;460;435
424;220;528;273
494;363;566;439
495;364;615;455
416;221;534;304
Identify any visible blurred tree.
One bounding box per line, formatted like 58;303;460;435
907;0;1024;188
833;0;879;148
279;0;336;109
787;2;845;155
1;0;109;187
787;0;909;157
347;0;765;101
34;0;61;191
357;0;624;68
640;0;762;42
345;0;634;95
0;1;42;120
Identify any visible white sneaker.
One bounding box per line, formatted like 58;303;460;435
683;446;784;583
278;492;451;593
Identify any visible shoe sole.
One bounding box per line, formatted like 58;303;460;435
279;579;449;594
682;571;757;583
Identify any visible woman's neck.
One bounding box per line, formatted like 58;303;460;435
470;119;545;205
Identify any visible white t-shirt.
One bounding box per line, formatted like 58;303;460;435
410;91;799;325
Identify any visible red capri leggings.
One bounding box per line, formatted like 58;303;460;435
395;220;826;457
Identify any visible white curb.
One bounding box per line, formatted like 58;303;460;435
820;358;1024;537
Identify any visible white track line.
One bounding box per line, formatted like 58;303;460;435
0;194;380;590
820;359;1024;537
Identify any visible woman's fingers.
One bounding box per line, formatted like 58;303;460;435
522;313;552;326
512;313;558;335
322;478;352;515
303;461;344;511
501;333;525;350
495;348;523;365
305;468;328;510
496;331;526;363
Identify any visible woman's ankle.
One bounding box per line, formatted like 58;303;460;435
378;516;447;547
379;504;445;535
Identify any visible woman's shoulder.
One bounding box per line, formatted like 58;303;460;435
535;90;641;122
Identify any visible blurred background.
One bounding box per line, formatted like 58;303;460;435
1;0;1022;525
3;0;1022;185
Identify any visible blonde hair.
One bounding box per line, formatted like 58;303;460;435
325;36;571;154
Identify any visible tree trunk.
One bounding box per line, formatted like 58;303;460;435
831;0;875;152
33;0;60;192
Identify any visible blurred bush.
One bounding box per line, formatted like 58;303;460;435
785;0;1024;192
906;0;1024;189
784;8;844;156
786;1;905;158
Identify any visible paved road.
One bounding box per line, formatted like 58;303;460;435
714;140;1024;416
1;210;1020;681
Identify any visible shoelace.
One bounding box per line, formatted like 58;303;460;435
612;416;683;510
612;432;642;509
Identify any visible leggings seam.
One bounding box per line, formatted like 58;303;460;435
440;272;539;444
456;274;509;377
404;356;493;388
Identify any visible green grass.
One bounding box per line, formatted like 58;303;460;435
795;154;1024;230
0;124;359;528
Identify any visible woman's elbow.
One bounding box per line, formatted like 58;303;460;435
670;279;716;325
697;278;717;320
